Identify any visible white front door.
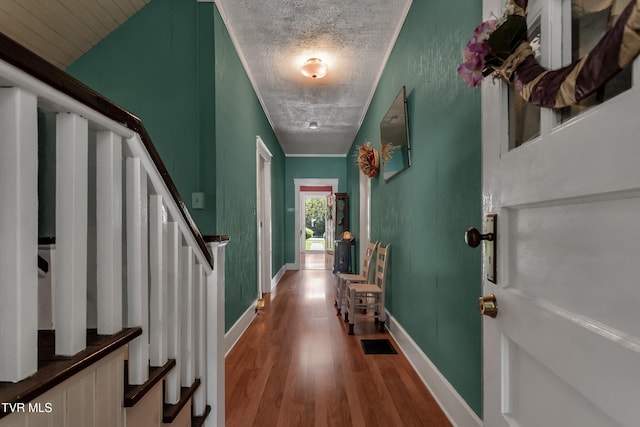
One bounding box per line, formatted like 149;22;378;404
482;1;640;425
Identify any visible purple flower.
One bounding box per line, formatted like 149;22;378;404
458;61;484;87
457;19;497;87
472;19;497;42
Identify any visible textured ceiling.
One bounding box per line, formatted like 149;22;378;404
0;0;411;156
213;0;412;156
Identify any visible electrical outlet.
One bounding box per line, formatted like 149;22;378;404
192;192;205;210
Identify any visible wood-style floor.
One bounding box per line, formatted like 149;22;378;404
225;253;452;427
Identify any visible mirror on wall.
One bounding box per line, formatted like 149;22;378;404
381;86;411;181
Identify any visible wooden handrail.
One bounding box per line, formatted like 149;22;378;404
0;32;212;268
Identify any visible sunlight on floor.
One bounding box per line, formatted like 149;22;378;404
305;276;326;300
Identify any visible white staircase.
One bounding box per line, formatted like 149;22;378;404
0;33;226;427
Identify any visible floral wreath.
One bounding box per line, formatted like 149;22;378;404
381;141;394;166
458;0;640;108
355;141;380;178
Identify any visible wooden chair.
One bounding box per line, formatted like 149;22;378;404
345;244;390;335
334;241;379;315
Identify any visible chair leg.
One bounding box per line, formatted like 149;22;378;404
379;321;385;333
348;287;356;334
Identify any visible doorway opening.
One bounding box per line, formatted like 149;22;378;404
303;195;327;253
293;179;338;270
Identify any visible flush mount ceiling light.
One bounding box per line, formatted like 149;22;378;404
309;121;318;129
300;58;328;79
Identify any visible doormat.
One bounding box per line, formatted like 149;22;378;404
360;339;397;355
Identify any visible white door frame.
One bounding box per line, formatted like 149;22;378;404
293;178;338;270
300;193;330;253
256;136;272;294
358;171;371;273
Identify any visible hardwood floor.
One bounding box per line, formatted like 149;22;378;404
299;251;333;270
225;266;452;427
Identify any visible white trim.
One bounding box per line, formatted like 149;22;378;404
224;300;257;357
293;178;339;270
286;263;297;270
299;192;329;253
271;265;287;291
386;312;483;427
354;0;413;132
224;266;285;358
256;136;273;297
358;171;371;272
214;3;278;141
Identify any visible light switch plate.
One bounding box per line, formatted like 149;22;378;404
192;192;205;210
486;214;497;283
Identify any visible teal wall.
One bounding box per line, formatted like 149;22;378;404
347;0;483;416
213;6;285;329
284;156;347;263
64;0;483;415
67;0;216;232
67;0;287;332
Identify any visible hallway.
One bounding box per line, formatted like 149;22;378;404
225;266;452;426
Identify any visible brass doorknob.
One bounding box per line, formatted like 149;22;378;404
478;294;498;318
465;227;494;248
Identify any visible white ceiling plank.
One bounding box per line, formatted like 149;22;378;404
126;0;150;13
0;7;73;68
100;0;129;24
112;0;137;17
26;0;96;55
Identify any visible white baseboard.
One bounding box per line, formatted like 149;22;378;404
224;301;257;357
225;265;286;356
386;312;483;427
271;265;287;291
285;262;297;270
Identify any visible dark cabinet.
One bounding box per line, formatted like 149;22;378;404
331;192;352;273
334;192;348;237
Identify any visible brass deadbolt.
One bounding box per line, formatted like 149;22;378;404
478;294;498;318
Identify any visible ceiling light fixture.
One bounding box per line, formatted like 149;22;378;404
309;121;318;129
300;58;328;79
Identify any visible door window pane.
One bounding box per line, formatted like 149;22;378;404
559;0;632;122
509;17;542;150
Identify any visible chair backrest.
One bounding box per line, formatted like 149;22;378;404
361;241;379;282
374;244;390;291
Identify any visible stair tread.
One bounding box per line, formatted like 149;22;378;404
191;405;211;427
0;328;141;419
162;378;201;423
124;359;176;408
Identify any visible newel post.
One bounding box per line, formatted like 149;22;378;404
205;235;229;427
